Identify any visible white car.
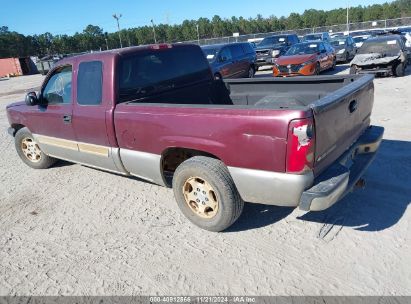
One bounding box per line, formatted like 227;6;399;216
402;32;411;48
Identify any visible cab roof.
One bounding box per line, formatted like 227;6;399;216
56;43;198;65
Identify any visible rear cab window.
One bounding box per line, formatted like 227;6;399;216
117;45;211;103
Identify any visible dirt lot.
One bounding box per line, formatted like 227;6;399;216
0;66;410;296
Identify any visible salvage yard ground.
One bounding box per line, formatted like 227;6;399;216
0;65;410;295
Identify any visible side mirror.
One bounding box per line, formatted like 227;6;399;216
25;92;38;106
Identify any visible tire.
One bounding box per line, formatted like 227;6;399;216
172;156;244;232
349;65;357;75
247;66;255;78
314;63;320;75
14;127;57;169
214;73;222;80
394;62;405;77
331;58;337;70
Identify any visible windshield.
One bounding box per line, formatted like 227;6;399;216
304;34;322;41
330;38;346;47
353;36;367;43
202;48;218;61
286;43;319;55
259;36;287;46
357;39;401;55
118;46;211;103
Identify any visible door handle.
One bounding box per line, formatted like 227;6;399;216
63;115;72;123
349;100;358;113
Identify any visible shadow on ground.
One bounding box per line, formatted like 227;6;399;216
228;139;411;232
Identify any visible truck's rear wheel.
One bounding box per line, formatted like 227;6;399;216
15;127;56;169
172;156;244;232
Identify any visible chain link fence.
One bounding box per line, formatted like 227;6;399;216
184;17;411;46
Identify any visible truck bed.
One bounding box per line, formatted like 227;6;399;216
119;74;374;177
227;75;375;176
224;75;372;109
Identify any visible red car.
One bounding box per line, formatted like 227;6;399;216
273;41;336;76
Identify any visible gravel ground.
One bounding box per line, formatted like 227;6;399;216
0;66;410;296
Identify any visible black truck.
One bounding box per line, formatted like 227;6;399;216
254;34;299;69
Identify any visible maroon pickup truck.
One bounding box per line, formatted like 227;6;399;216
6;44;384;232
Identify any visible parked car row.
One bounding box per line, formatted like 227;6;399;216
199;29;409;80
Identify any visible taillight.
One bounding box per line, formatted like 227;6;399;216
286;118;315;174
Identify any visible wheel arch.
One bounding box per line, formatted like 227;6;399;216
160;147;223;187
10;123;26;136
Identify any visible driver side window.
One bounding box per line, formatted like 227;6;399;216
42;65;72;105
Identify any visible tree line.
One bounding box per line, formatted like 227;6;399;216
0;0;410;58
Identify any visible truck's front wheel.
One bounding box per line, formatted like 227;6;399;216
172;156;244;232
15;127;57;169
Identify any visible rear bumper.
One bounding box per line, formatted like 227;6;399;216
299;125;384;211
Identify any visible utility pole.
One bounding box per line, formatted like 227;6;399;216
151;19;157;43
196;24;200;44
104;32;109;50
112;13;123;48
346;2;350;34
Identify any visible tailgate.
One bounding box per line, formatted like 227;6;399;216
311;74;375;176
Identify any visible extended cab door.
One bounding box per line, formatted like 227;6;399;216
31;64;77;158
71;59;124;173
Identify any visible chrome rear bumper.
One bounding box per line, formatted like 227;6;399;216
299;125;384;211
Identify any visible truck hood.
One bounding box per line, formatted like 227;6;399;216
276;54;316;65
351;53;401;66
6;101;25;109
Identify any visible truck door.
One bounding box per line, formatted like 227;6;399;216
71;60;124;173
30;64;77;159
